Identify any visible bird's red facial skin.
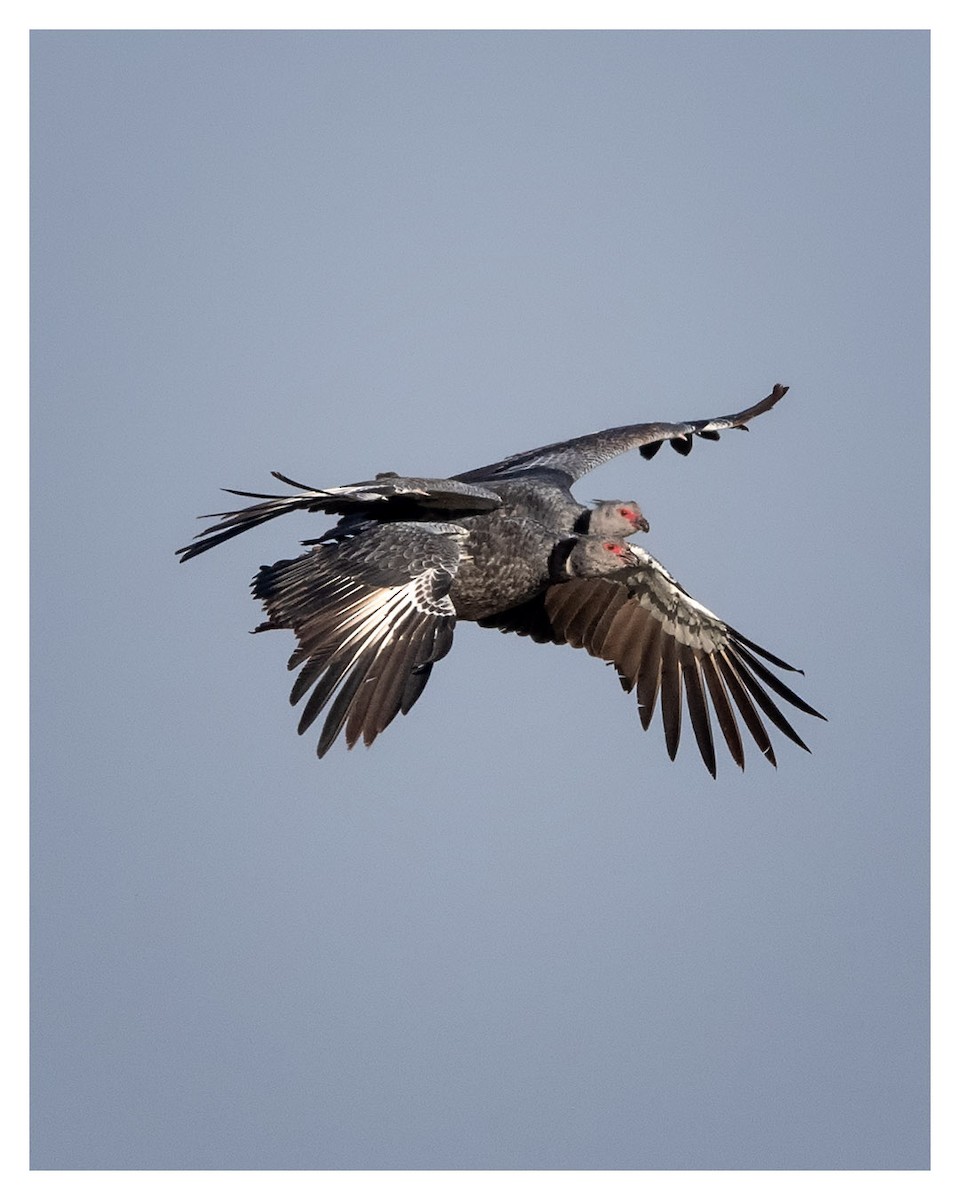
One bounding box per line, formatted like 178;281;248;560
618;504;648;532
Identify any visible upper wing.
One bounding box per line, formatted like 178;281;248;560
455;383;788;486
480;544;825;776
176;473;501;563
252;521;467;757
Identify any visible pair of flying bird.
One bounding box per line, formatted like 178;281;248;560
177;383;824;775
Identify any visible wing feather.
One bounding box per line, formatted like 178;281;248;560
368;621;436;736
480;540;822;772
728;642;826;719
611;603;656;687
700;656;745;771
716;652;778;766
659;634;683;761
177;477;499;562
680;644;717;778
726;649;812;753
455;384;788;485
633;623;663;731
251;522;464;756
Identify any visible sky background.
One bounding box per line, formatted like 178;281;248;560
31;30;929;1170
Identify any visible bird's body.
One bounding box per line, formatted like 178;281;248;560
445;500;642;620
449;512;559;621
177;382;824;774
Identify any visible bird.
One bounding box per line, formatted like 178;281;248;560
177;382;824;775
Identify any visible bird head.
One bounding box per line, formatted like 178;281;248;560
589;499;649;535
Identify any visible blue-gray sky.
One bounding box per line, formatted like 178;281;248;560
31;30;928;1170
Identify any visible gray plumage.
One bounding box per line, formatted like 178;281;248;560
455;383;789;484
177;381;824;772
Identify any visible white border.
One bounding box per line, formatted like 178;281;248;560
12;6;948;1195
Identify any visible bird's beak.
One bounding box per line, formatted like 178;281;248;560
635;515;650;533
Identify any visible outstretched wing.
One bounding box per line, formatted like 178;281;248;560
176;473;501;562
252;522;467;757
480;544;824;776
456;383;788;487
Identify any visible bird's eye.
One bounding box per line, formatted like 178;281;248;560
604;541;619;553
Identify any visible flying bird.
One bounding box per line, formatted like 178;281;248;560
177;382;824;775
